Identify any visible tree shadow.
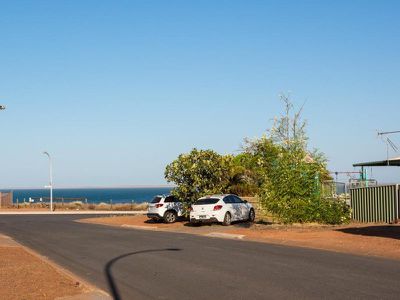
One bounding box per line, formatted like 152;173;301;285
144;219;163;224
336;225;400;240
144;218;188;225
255;219;273;226
183;221;218;227
104;248;182;300
183;220;260;228
232;221;254;228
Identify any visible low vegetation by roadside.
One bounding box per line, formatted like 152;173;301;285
80;215;400;260
0;234;89;300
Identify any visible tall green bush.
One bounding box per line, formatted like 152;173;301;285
251;138;350;224
243;94;350;224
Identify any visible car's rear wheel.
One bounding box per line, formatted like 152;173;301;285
164;210;177;223
248;209;255;223
222;212;232;226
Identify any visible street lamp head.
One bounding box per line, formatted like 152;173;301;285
0;105;6;110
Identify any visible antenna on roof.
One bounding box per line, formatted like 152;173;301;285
377;130;400;163
387;138;398;152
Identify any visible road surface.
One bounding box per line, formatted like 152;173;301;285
0;215;399;299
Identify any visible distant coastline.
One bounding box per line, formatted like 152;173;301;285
1;185;175;190
2;187;174;204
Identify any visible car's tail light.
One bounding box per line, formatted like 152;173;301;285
213;205;223;211
155;204;164;208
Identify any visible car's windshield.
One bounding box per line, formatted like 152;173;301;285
193;198;219;205
151;196;162;203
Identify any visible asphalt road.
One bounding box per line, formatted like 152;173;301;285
1;215;399;300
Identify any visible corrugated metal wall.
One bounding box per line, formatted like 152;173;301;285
350;184;399;223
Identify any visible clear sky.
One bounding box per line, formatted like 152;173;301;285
1;0;399;188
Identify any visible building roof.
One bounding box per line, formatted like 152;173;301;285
353;156;400;167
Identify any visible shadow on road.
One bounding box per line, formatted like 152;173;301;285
336;225;400;240
104;248;182;300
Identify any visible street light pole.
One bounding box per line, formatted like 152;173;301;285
43;151;53;211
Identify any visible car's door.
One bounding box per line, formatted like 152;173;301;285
174;197;184;216
222;196;236;220
227;195;242;221
232;195;250;220
164;195;181;215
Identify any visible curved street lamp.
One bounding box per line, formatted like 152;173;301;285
43;151;53;211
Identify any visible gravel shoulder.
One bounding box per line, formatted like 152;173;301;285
0;234;108;300
79;214;400;260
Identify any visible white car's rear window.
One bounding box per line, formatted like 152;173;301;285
151;196;162;203
194;198;219;205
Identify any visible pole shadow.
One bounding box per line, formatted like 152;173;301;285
104;248;182;300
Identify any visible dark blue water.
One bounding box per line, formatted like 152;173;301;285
5;187;173;204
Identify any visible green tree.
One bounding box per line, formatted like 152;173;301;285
164;148;233;208
226;153;259;196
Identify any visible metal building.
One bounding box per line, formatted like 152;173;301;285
351;157;400;223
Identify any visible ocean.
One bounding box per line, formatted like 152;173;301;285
5;187;173;204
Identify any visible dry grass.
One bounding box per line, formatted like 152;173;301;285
5;201;149;211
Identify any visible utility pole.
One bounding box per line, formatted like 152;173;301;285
43;151;53;211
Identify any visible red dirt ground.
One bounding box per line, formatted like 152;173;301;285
0;235;87;300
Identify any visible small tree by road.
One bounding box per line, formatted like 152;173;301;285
164;148;233;209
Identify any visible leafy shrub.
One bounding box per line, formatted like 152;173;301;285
241;95;349;224
165;148;233;206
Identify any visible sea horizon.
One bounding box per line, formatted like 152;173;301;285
1;184;175;190
1;187;174;204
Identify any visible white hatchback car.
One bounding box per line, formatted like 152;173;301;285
147;195;184;223
190;194;255;226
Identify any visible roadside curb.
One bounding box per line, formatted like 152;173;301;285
0;234;111;300
120;223;248;240
0;233;20;247
122;224;158;230
56;291;111;300
205;232;246;240
81;218;251;242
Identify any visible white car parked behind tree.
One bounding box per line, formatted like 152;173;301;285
190;194;255;226
147;195;184;223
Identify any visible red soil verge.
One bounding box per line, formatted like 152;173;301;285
0;235;88;300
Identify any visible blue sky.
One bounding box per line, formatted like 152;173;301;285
0;0;399;188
